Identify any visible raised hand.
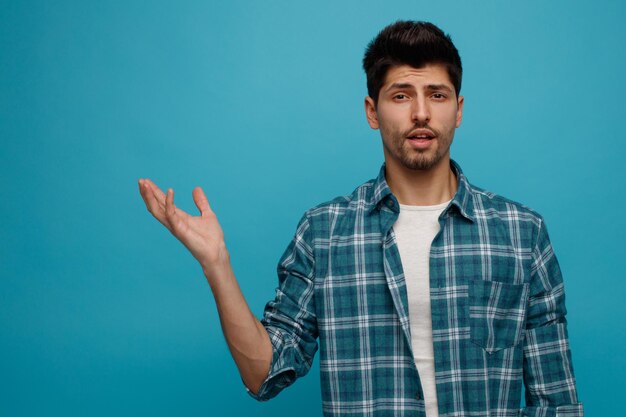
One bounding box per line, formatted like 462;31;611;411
138;178;230;275
138;178;272;393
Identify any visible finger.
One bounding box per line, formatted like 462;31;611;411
139;179;171;229
192;186;213;216
138;178;162;214
144;178;167;205
165;188;176;219
144;179;171;217
138;179;147;203
165;188;190;236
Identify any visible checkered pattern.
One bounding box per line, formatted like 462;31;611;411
247;160;583;417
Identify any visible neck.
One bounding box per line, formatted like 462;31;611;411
384;155;458;206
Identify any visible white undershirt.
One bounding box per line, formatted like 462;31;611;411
392;199;450;417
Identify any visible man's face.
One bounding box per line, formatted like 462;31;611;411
365;64;464;171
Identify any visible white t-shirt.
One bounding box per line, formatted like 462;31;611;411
392;199;450;417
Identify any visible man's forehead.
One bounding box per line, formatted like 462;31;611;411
382;64;453;89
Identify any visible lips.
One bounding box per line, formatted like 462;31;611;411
406;128;435;139
405;128;436;150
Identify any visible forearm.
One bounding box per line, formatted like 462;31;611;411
522;218;583;414
204;258;273;395
138;181;273;393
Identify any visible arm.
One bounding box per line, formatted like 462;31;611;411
247;212;319;401
138;178;272;394
522;217;583;416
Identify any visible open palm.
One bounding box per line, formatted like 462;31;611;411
138;179;229;270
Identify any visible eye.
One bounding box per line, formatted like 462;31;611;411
393;93;408;101
431;93;447;100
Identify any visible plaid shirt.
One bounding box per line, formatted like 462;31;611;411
248;160;583;417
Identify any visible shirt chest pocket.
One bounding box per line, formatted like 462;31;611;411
468;280;529;353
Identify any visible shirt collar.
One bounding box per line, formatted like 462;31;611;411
367;159;476;222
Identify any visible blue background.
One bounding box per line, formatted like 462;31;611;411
1;1;624;416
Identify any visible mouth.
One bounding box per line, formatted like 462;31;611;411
406;128;436;149
406;128;436;141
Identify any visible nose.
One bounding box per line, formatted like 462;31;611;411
411;96;430;125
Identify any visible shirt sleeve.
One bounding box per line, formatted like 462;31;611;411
521;217;584;417
246;212;318;401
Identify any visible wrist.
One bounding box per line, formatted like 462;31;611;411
201;247;232;285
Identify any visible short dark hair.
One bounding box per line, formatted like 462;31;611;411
362;21;462;103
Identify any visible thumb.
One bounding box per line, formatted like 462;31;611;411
192;186;213;216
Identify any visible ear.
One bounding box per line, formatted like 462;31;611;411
364;96;379;129
455;95;464;128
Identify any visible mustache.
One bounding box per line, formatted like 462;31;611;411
402;125;439;137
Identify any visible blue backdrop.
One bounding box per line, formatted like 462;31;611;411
1;1;624;416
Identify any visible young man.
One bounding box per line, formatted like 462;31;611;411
138;21;583;417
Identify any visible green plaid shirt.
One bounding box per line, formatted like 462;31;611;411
248;160;583;417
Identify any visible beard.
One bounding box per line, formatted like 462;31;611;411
381;124;454;171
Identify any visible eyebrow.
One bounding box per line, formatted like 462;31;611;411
386;82;414;91
425;84;453;93
385;83;453;93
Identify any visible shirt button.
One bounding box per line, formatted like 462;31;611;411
415;392;422;400
387;200;394;208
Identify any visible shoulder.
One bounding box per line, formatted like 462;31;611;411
305;177;376;217
470;183;543;223
297;177;377;234
466;181;547;246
